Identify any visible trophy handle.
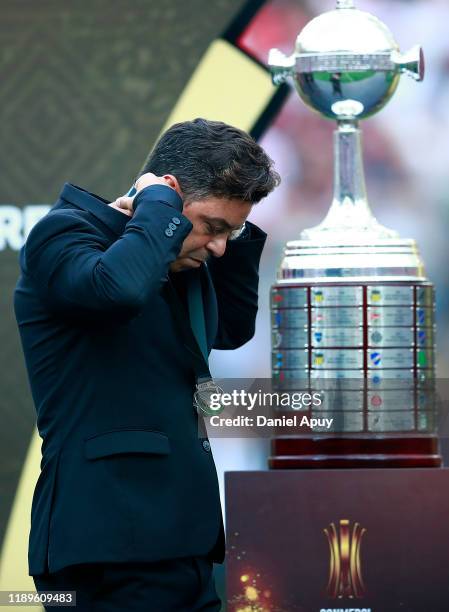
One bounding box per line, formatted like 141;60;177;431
268;48;295;85
391;45;425;82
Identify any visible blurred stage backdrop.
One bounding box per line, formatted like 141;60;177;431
1;0;448;608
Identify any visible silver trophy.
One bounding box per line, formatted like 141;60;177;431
268;0;438;465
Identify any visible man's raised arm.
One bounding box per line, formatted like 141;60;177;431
22;183;191;319
208;222;267;349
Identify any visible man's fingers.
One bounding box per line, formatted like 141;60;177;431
108;199;133;217
114;196;134;211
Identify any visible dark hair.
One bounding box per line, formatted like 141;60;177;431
139;118;280;203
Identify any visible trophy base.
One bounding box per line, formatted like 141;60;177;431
269;435;442;468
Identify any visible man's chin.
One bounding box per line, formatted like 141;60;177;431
170;257;203;272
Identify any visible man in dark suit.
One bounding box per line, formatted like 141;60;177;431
14;118;280;610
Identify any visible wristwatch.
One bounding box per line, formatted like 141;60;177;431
229;222;248;241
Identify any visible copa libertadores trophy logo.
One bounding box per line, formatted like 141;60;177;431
324;519;367;599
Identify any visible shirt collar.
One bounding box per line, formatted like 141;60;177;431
59;183;128;236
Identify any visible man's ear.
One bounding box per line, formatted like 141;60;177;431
162;174;182;198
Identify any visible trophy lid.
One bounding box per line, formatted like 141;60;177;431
295;2;398;57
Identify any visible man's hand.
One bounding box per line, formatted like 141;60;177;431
109;200;133;217
135;172;174;192
108;173;179;217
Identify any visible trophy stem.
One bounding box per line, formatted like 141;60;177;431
324;121;375;233
302;120;398;241
333;120;369;214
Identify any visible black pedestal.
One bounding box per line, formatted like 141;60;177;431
225;468;449;612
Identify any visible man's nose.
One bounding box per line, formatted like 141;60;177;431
206;236;227;258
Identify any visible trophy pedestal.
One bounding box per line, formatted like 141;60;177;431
225;468;449;611
269;434;442;468
271;281;439;469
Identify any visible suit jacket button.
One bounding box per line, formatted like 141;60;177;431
172;217;181;225
168;222;177;231
165;228;173;237
202;440;211;452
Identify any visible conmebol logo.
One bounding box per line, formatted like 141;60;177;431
324;519;367;599
319;608;372;612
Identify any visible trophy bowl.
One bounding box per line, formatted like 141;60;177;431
269;0;424;120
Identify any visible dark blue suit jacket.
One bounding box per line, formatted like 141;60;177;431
14;183;267;576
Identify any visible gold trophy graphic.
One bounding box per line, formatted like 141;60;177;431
324;519;367;599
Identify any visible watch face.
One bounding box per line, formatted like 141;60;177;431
229;222;247;240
